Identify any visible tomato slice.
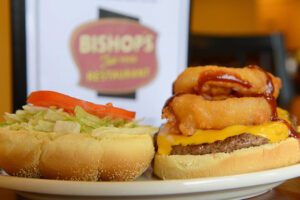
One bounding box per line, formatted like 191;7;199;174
27;91;135;120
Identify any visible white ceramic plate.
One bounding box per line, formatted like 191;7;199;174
1;164;300;200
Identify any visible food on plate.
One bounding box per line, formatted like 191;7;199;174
154;65;300;179
163;95;273;135
173;65;281;98
0;91;157;181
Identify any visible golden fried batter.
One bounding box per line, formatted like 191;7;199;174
173;65;281;99
163;94;272;136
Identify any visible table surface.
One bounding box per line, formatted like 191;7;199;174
1;177;300;200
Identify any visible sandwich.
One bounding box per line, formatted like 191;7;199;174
0;91;157;181
154;65;300;179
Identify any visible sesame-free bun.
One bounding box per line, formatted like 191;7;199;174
0;128;155;181
154;138;300;179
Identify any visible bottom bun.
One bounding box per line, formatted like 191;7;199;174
154;138;300;179
0;128;154;181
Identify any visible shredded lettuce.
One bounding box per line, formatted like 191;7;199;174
34;120;55;132
1;105;138;134
54;121;80;134
0;122;11;127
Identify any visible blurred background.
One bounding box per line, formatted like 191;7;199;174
1;0;300;123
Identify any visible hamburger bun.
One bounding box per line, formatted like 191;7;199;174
0;127;155;181
0;91;157;181
154;138;300;179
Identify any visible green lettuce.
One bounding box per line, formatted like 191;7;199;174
1;105;137;134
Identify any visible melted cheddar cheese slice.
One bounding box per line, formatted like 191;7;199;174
157;108;291;155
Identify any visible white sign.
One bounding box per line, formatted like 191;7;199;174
26;0;190;125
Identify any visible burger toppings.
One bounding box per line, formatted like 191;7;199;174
0;91;145;134
157;118;290;155
170;133;268;155
158;65;298;156
27;90;135;120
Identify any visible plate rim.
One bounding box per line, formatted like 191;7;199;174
0;164;300;196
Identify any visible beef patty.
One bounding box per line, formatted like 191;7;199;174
170;133;268;155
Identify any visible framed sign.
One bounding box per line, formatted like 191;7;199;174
12;0;190;125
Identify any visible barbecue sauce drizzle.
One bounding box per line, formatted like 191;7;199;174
246;65;278;120
197;71;252;92
248;66;298;138
194;65;298;138
164;66;298;138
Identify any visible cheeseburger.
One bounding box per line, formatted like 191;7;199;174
154;65;300;179
0;91;156;181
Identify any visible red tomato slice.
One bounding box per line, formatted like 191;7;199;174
27;91;135;120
